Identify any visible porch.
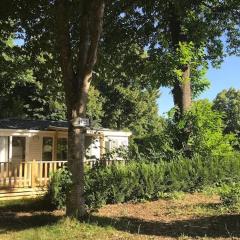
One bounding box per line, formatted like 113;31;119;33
0;119;130;199
0;158;124;200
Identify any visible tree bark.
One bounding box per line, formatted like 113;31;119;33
66;125;86;217
172;64;191;117
169;3;192;116
181;64;191;113
55;0;105;218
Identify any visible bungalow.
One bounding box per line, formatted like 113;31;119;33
0;119;131;197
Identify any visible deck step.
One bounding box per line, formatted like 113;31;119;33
0;187;47;201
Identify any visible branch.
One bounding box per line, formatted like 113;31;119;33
55;0;76;106
86;0;105;73
76;1;91;83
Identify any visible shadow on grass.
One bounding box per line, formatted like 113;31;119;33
0;197;55;212
0;198;62;234
89;214;240;238
0;199;239;238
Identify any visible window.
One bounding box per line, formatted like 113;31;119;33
42;137;53;161
85;137;100;160
57;138;67;161
12;137;26;162
105;138;119;152
0;137;9;162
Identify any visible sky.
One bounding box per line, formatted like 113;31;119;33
158;55;240;115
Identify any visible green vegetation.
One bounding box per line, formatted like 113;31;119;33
47;154;240;210
45;167;72;209
219;183;240;211
213;88;240;149
132;100;236;161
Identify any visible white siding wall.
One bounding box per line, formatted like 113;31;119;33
0;129;130;161
105;136;129;150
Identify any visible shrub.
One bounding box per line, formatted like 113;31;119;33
219;183;240;210
45;167;72;209
132;100;236;161
85;154;240;210
47;154;240;211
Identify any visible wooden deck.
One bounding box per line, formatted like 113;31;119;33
0;160;67;189
0;159;125;200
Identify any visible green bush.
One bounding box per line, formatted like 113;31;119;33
84;154;240;210
45;167;72;209
219;183;240;210
47;154;240;210
132;100;236;161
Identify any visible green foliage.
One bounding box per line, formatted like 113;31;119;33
0;37;66;120
219;183;240;210
86;86;106;126
45;167;72;209
95;42;163;136
47;153;240;211
133;100;236;161
175;100;235;158
213;88;240;149
83;154;240;210
150;42;210;97
98;86;162;136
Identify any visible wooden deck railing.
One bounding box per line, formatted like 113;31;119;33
0;161;32;188
0;160;67;188
0;159;125;189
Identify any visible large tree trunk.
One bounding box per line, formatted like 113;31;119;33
66;125;86;216
172;64;191;117
55;0;105;218
181;64;191;112
66;72;92;217
169;3;192;116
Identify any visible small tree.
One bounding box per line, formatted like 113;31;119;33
213;88;240;149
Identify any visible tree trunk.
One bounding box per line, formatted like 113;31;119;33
172;63;192;118
66;73;91;218
168;3;192;116
66;124;86;217
172;64;191;117
181;64;191;112
55;0;105;218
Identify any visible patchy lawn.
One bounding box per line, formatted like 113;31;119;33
0;193;239;240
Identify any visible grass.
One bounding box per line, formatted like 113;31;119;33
0;193;239;240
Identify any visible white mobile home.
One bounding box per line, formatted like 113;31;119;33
0;118;131;163
0;119;131;196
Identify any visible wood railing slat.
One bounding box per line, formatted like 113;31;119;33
44;162;48;186
23;162;27;187
4;163;8;187
14;164;18;186
0;159;125;189
19;163;22;187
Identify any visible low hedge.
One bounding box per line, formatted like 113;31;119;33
46;154;240;210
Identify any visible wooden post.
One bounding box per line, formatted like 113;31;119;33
99;134;106;165
31;159;37;188
99;134;105;164
54;131;58;161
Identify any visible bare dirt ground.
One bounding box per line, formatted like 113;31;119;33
0;193;239;239
93;193;240;239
